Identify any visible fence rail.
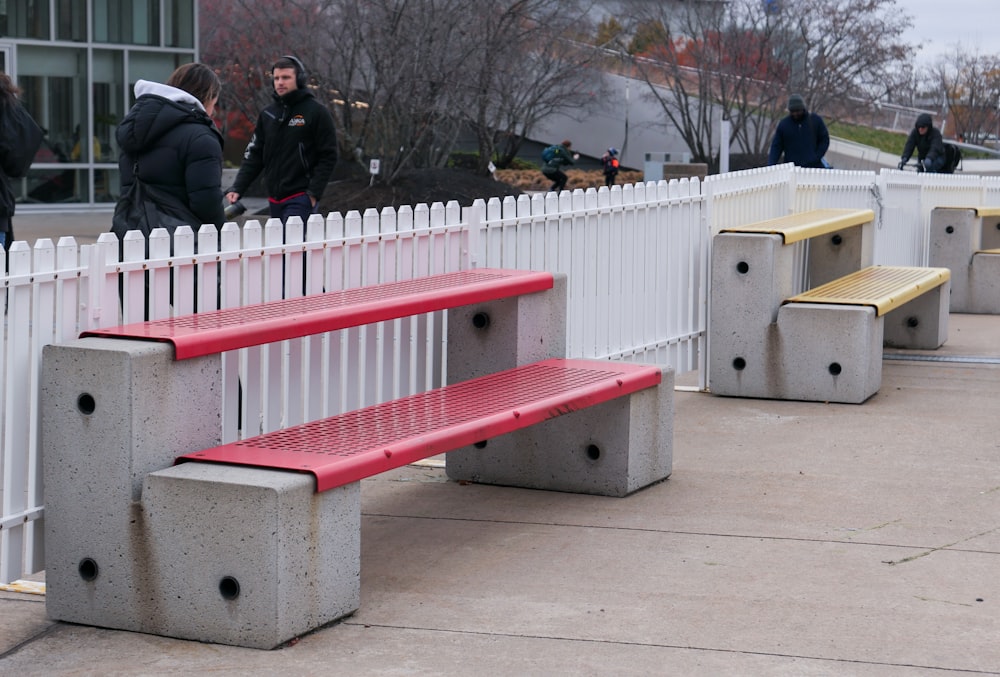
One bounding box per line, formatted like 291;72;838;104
4;164;1000;583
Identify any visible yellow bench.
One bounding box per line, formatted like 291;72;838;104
711;209;950;403
721;208;875;244
785;265;950;316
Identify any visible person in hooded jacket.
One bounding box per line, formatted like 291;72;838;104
225;56;338;224
112;62;224;241
0;71;24;250
898;113;946;173
767;94;830;168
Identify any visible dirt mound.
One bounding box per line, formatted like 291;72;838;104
269;166;647;218
316;168;524;215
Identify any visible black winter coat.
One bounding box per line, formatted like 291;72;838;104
115;81;225;234
229;88;338;203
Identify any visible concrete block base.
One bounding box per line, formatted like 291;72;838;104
929;207;1000;313
446;366;674;496
883;279;950;349
141;463;360;649
968;252;1000;314
447;273;567;382
41;338;222;630
777;303;882;403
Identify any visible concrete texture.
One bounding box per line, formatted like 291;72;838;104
930;207;1000;314
142;464;360;649
446;274;568;382
446;366;674;496
4;312;999;675
41;339;222;631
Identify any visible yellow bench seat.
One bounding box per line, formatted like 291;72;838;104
785;266;950;316
720;208;875;244
936;206;1000;218
978;248;1000;255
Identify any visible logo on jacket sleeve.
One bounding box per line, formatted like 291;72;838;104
288;115;306;127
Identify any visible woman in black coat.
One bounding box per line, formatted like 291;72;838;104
113;62;224;242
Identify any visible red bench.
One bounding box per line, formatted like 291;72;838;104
82;267;554;359
177;357;662;491
49;266;672;648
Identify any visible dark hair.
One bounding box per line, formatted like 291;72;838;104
273;56;307;88
0;71;20;110
166;63;221;107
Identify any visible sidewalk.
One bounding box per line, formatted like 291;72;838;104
13;198;270;248
2;315;999;675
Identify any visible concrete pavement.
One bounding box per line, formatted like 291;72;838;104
1;311;999;674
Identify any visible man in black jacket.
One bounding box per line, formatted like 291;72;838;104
898;113;946;173
225;56;338;224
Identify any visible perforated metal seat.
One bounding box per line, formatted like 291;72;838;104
177;358;663;492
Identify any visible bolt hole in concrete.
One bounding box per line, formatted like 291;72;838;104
472;312;490;329
907;316;920;328
946;225;955;234
78;558;99;581
77;392;96;415
831;234;842;245
732;357;747;371
829;362;843;376
586;444;601;461
474;440;488;449
736;261;749;274
219;576;241;600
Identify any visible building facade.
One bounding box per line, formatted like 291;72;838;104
2;1;198;210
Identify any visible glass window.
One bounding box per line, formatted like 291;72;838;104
16;46;91;204
127;52;184;101
57;0;89;42
0;0;51;39
94;0;161;46
93;50;125;167
165;0;195;49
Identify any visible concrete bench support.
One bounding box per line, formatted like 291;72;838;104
929;207;1000;313
41;339;222;631
142;464;359;649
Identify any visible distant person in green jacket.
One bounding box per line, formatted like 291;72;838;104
540;139;578;193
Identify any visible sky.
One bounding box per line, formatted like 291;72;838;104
904;0;1000;65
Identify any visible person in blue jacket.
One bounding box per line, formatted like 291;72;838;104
767;94;830;169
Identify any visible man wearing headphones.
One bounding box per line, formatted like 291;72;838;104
225;55;338;225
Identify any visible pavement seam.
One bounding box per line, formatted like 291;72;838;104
364;512;1000;555
339;621;1000;674
0;622;61;661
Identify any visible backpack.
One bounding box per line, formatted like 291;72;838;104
942;143;962;174
0;102;45;178
541;145;560;163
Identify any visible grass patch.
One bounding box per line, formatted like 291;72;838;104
829;121;907;154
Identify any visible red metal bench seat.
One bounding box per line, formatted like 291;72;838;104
176;358;662;492
82;268;554;360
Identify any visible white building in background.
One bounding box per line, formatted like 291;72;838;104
3;1;199;210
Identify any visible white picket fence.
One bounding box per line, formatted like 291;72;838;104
3;164;1000;583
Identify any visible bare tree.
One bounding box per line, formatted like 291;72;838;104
930;47;1000;144
201;0;606;184
617;0;914;168
778;0;915;117
460;1;611;173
